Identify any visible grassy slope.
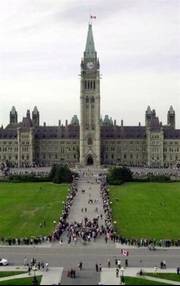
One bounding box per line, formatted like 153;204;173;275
124;276;168;285
146;273;180;282
0;182;68;238
110;182;180;239
0;276;42;285
0;272;26;278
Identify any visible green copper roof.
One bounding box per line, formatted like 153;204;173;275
84;24;96;59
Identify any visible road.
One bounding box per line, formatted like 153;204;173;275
1;245;180;269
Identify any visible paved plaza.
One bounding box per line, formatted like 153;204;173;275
1;265;180;285
61;168;108;245
68;172;106;226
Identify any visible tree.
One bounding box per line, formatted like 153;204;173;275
107;166;133;184
49;164;73;184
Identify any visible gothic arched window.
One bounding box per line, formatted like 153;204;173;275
91;97;95;103
88;137;93;145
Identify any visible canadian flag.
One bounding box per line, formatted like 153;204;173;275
121;249;129;256
90;15;96;19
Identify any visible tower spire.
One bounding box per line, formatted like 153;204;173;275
84;23;96;59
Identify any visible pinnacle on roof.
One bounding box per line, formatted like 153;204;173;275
169;105;175;113
146;106;151;114
11;106;16;114
84;24;96;59
33;106;39;114
71;115;79;125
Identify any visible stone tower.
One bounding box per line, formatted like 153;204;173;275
167;105;175;128
32;106;40;127
80;23;100;166
10;106;18;125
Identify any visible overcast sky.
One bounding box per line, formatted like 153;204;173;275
0;0;179;127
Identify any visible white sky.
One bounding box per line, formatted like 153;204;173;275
0;0;179;127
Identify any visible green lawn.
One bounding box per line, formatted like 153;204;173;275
0;272;26;278
0;182;68;238
0;276;42;285
109;182;180;239
124;276;168;285
146;273;180;282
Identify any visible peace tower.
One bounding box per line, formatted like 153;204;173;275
80;24;101;166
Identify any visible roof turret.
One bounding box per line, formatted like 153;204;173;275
33;106;39;114
169;105;175;114
11;106;17;114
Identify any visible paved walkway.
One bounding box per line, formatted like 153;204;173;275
101;267;180;285
0;266;41;283
61;169;107;244
61;269;100;285
40;267;63;285
0;266;63;285
68;174;105;225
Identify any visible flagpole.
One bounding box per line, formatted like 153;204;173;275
89;15;96;25
89;15;92;25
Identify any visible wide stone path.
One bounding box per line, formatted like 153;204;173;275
68;172;105;225
61;168;107;244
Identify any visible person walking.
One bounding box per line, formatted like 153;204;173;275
117;259;121;269
79;262;83;270
96;264;99;272
45;262;49;272
99;264;102;272
107;259;111;268
28;264;31;276
125;259;128;267
116;268;119;278
24;256;28;267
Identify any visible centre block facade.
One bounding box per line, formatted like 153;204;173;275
0;24;180;168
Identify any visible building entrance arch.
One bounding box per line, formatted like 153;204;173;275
87;155;94;166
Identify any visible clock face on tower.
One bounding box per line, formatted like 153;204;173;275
86;62;94;69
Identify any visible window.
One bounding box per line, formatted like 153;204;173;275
88;137;92;145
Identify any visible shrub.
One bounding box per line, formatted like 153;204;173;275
107;166;133;184
8;174;49;183
49;164;74;184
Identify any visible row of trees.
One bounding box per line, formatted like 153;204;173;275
7;164;75;184
107;166;171;184
6;165;171;184
49;164;75;183
107;167;133;185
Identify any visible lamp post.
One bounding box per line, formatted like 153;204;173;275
139;259;143;276
32;265;38;286
120;266;125;285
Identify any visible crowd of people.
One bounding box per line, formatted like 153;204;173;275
113;237;180;248
100;176;115;242
52;173;109;244
24;257;49;274
131;166;180;179
1;167;180;248
52;177;78;241
0;236;52;246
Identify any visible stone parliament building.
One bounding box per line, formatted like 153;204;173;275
0;24;179;169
